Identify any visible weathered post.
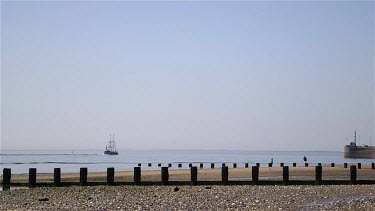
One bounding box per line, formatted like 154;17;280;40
268;163;272;167
315;166;322;185
161;167;169;185
293;163;296;167
107;167;115;185
357;163;361;169
283;166;289;185
134;167;141;185
191;166;198;185
148;163;152;167
168;163;172;168
54;168;61;186
280;163;284;167
222;163;226;167
318;163;322;166
200;163;204;169
252;166;259;185
233;163;237;168
211;163;215;169
3;168;11;185
344;163;348;168
245;163;249;168
222;166;229;184
189;163;192;168
372;163;375;169
256;163;260;167
350;165;357;185
29;168;37;187
138;163;141;167
178;164;182;168
158;163;162;167
305;163;309;167
80;168;87;186
331;163;335;167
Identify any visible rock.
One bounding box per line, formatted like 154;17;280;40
174;187;179;192
38;198;49;202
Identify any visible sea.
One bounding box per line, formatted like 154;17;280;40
1;149;374;174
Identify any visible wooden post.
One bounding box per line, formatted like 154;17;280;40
350;165;357;185
372;163;375;169
305;163;308;167
168;163;172;168
331;163;335;167
318;163;322;166
158;163;161;167
315;166;322;185
293;163;296;167
178;164;182;168
54;168;61;186
148;163;152;167
200;163;203;169
3;168;11;185
189;163;192;168
268;163;272;167
245;163;249;168
344;163;348;168
80;168;87;186
107;167;115;185
211;163;215;169
134;167;141;185
252;166;259;185
233;163;237;168
280;163;284;167
191;166;198;185
283;166;289;185
138;163;141;167
161;167;169;185
29;168;36;187
222;163;226;167
358;163;361;169
256;163;260;167
222;166;228;184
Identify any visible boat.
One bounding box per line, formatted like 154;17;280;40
344;131;375;159
104;134;119;155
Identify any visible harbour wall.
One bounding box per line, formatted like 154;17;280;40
344;146;375;159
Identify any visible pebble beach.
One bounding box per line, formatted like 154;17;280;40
2;167;375;210
1;185;375;210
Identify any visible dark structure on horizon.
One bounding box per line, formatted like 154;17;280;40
344;131;375;159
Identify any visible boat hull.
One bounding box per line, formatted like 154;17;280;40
104;150;119;155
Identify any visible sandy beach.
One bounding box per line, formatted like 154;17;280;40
4;165;375;183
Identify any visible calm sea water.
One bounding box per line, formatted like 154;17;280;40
1;150;374;174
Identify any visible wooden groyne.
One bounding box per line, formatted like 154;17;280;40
2;162;374;189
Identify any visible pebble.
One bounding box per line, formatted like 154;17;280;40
0;185;374;210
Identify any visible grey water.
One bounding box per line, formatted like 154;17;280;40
1;149;374;174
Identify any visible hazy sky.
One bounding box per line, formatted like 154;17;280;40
1;1;374;151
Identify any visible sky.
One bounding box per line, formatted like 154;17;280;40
1;1;374;151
